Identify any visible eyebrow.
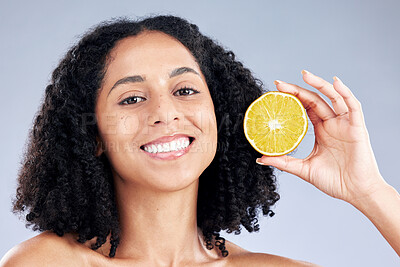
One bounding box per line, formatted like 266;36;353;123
107;66;200;97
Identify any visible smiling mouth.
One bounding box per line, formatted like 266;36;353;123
139;137;195;152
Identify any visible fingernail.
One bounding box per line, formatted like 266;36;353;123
256;158;266;165
301;69;312;75
333;76;342;83
274;80;284;85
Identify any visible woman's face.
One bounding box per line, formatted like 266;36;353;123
95;31;218;191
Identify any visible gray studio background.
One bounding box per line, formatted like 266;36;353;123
1;0;399;266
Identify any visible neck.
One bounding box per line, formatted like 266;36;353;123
111;176;213;265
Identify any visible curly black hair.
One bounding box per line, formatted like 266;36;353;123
12;15;280;258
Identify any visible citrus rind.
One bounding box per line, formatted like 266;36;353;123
243;91;308;157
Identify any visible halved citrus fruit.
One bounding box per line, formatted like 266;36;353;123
243;91;308;156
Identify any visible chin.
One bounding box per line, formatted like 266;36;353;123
112;165;201;192
144;170;201;192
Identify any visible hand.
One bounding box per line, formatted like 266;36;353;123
256;70;388;205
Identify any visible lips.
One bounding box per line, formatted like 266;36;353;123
139;134;195;150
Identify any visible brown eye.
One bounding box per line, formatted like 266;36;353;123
174;87;199;96
119;96;146;105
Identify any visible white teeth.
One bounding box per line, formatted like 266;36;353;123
176;140;182;150
157;144;163;153
147;145;153;153
177;140;183;150
143;137;191;153
163;143;170;151
170;141;176;151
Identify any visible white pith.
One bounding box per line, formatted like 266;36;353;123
243;91;308;156
143;138;191;153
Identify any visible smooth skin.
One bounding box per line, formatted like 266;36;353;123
2;31;398;266
0;31;319;267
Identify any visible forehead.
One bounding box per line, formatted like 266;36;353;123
104;31;200;76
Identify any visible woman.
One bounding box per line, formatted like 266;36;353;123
1;15;399;266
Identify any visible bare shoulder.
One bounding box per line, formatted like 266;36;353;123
224;240;322;267
0;231;86;267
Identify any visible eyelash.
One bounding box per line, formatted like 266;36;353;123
118;86;200;105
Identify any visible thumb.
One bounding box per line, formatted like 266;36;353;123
257;155;307;180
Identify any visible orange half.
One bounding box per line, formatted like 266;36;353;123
243;91;308;156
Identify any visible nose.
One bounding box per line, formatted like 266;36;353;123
147;94;182;127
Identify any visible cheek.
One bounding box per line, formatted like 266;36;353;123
97;112;142;151
193;102;218;153
118;114;142;136
200;101;217;137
